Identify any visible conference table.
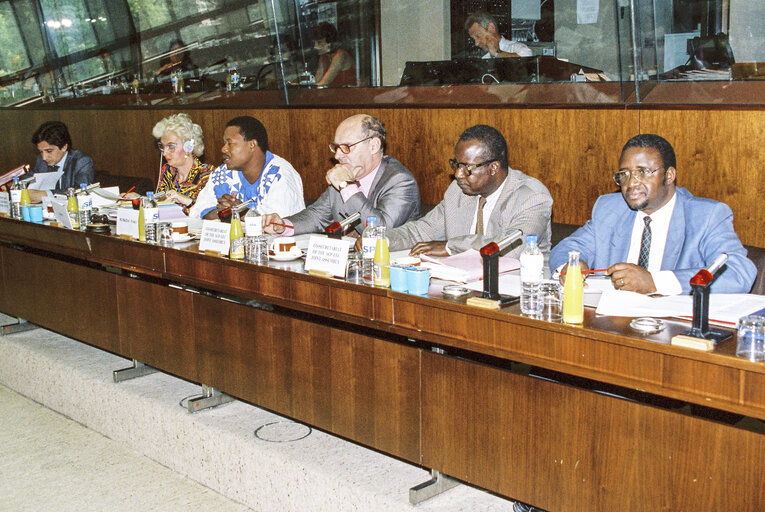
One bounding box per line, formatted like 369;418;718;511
1;216;763;511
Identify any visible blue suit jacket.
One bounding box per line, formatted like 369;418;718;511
550;187;756;294
29;149;95;195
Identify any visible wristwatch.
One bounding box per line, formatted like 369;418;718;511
337;180;358;190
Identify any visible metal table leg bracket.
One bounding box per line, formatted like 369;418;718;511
113;359;158;382
1;319;39;336
186;384;233;413
409;469;460;504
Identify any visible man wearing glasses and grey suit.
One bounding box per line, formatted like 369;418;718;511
387;124;552;261
262;114;420;236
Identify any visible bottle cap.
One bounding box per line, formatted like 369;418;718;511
12;177;18;182
146;191;154;198
366;216;377;224
526;234;538;244
80;183;87;189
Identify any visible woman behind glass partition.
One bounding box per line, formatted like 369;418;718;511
313;22;356;87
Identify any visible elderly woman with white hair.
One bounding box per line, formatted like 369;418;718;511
153;113;212;213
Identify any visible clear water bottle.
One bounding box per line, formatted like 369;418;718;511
361;215;378;285
77;183;92;228
520;234;544;315
9;177;22;219
231;67;240;89
143;192;159;244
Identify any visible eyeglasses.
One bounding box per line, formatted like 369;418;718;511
157;142;178;152
449;158;495;176
613;167;663;186
329;136;373;154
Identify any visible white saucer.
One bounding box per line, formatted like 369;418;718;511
171;233;194;243
270;250;304;262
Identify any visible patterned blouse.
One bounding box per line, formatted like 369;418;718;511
156;156;213;214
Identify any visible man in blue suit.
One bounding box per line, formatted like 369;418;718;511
550;133;755;294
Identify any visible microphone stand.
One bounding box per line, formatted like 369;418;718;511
478;230;523;305
679;253;733;343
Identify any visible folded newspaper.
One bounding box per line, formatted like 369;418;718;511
419;249;520;282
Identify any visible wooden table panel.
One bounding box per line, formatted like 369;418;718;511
193;293;420;462
421;351;765;512
1;246;120;353
662;355;742;406
394;297;496;343
116;276;197;380
89;234;165;275
0;219;91;258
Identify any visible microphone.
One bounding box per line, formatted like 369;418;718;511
690;253;728;286
479;229;524;257
325;212;361;238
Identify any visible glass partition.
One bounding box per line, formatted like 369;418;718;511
0;0;762;108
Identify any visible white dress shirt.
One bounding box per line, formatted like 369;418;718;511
626;192;682;295
469;175;507;235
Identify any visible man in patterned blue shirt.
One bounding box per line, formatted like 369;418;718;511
189;116;305;219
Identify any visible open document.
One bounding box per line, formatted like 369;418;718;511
595;291;765;325
420;249;520;282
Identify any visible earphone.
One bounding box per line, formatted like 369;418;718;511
183;139;194;153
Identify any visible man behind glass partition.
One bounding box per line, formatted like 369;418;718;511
26;121;95;203
189;116;305;220
550;133;756;294
465;12;532;59
262;114;420;236
385;124;552;260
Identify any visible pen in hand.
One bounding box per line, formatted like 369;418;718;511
560;268;608;276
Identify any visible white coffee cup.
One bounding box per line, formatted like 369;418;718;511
270;236;297;254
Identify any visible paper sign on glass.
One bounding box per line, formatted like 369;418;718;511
51;199;73;229
304;235;350;277
116;208;140;239
0;192;10;215
198;220;230;256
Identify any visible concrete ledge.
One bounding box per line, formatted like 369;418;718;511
0;316;515;511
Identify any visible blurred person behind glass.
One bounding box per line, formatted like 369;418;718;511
154;40;198;80
129;114;212;215
313;22;356;87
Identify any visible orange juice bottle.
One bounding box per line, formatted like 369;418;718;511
229;210;245;260
66;188;80;230
562;250;584;324
373;226;390;287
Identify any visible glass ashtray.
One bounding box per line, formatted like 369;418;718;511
630;317;665;334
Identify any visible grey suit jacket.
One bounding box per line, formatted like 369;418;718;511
387;168;553;260
288;155;421;235
30;149;95;195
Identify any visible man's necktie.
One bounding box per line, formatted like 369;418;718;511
48;165;59;172
475;196;487;235
638;216;652;270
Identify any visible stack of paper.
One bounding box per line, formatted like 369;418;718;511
420;249;520;283
595;291;765;325
0;165;27;187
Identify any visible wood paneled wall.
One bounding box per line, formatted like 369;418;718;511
1;106;762;246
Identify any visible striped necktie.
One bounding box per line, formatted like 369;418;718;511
475;196;487;235
638;216;652;270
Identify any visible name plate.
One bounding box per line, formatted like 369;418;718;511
51;199;73;229
116;208;140;239
304;235;350;278
0;192;9;215
198;220;230;256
